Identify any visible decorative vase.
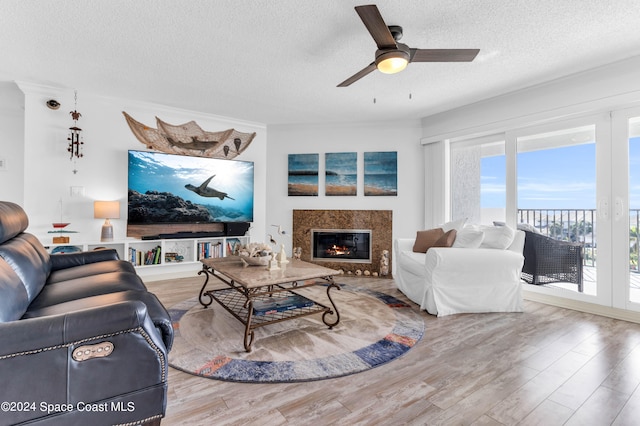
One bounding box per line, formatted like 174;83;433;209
380;249;389;276
278;244;289;265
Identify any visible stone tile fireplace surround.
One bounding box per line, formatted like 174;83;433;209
293;210;392;275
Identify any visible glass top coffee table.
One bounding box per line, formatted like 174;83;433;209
198;257;341;352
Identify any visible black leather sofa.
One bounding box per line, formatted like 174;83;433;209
0;201;173;426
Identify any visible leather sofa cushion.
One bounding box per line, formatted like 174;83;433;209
49;248;120;271
0;260;29;322
29;271;147;310
0;201;29;244
23;290;174;351
47;259;137;284
0;233;51;302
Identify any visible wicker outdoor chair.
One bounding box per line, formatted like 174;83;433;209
521;230;584;292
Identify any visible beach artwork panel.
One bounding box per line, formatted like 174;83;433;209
364;151;398;196
325;152;357;196
288;153;319;196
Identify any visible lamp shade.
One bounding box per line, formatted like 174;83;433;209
375;49;409;74
94;201;120;219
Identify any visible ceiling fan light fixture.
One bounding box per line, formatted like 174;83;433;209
375;49;409;74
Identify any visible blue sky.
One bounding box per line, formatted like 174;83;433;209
482;137;640;210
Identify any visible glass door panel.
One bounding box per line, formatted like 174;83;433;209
516;125;598;296
611;109;640;311
628;117;640;304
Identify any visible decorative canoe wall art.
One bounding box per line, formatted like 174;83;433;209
122;112;256;159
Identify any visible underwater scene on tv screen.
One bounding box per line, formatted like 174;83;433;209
128;150;254;224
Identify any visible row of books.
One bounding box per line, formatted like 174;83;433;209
197;238;244;260
129;245;162;266
127;237;247;265
197;242;223;260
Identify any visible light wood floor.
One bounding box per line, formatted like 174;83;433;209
149;276;640;426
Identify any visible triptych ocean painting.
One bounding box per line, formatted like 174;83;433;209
288;152;397;196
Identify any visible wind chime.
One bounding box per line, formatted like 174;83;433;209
67;90;84;173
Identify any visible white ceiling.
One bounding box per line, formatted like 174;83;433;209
2;0;640;125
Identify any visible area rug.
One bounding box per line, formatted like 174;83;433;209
167;282;424;383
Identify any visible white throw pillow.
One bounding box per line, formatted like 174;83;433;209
479;225;516;250
452;229;484;248
440;218;467;232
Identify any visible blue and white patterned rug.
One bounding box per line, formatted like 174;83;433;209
167;282;424;383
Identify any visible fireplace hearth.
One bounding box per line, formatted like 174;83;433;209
312;229;372;263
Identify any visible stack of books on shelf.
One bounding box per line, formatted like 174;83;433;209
129;245;162;266
252;294;314;316
197;241;222;260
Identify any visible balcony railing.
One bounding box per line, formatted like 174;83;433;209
517;208;640;271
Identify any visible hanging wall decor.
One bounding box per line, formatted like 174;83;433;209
122;112;256;159
67;91;84;174
288;153;319;196
364;151;398;196
325;152;357;196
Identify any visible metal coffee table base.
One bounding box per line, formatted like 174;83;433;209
198;264;341;352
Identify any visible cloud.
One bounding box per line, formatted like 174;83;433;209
517;180;594;194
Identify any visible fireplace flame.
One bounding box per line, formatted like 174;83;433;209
326;244;351;256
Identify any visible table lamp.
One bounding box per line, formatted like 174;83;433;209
94;201;120;242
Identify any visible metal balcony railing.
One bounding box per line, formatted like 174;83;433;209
517;208;640;271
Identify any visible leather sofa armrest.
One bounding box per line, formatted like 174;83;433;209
1;300;166;359
50;248;120;271
0;301;167;424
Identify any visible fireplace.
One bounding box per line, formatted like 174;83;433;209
312;229;372;263
293;209;392;274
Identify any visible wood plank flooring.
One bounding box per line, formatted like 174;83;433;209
149;275;640;425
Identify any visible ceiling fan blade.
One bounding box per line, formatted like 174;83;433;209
355;5;397;49
410;48;480;62
337;63;377;87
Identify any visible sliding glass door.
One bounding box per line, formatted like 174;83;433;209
515;123;601;298
628;116;640;306
450;114;617;307
612;108;640;311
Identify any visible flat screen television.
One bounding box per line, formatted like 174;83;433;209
127;150;254;226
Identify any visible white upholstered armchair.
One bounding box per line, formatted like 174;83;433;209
394;225;525;317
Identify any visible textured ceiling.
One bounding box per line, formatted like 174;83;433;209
1;0;640;125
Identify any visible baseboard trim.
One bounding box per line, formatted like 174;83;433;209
523;290;640;324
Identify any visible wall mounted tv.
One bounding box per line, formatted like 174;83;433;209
127;150;254;229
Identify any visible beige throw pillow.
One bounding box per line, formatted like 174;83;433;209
435;229;457;249
412;228;457;253
412;228;444;253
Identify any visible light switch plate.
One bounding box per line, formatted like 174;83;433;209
70;186;85;197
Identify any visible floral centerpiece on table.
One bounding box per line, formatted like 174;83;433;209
238;242;273;266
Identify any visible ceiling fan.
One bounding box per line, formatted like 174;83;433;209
337;4;480;87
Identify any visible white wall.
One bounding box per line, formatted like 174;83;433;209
0;82;25;204
266;120;425;256
9;82;267;244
